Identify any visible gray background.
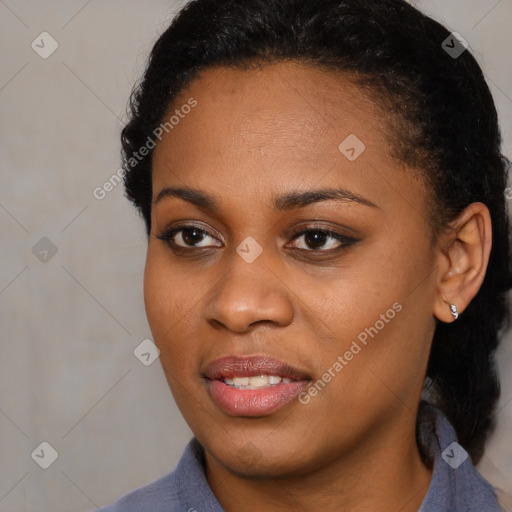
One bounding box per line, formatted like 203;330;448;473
0;1;511;511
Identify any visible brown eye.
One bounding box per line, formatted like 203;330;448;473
157;225;222;249
288;228;357;252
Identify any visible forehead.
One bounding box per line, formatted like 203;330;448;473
153;62;392;177
150;61;427;226
171;61;382;151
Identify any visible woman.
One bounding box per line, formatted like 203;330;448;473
98;0;511;510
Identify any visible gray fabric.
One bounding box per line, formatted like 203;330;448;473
417;403;503;511
96;403;502;511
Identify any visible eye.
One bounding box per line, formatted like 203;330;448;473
157;224;358;254
157;225;222;249
287;226;357;252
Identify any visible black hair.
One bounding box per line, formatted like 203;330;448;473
121;0;511;463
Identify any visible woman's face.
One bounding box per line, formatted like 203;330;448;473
145;61;439;477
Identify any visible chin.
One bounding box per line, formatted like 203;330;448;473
204;433;323;480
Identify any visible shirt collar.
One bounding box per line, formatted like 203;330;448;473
417;401;501;511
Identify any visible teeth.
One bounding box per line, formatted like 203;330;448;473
249;375;268;387
223;375;291;389
233;377;249;386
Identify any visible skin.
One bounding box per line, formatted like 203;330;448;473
145;61;492;512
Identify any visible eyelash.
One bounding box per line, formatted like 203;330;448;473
156;224;359;255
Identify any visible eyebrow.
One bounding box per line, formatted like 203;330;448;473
154;186;379;211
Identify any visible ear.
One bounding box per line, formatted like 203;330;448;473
433;202;492;323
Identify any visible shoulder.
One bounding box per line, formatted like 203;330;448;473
93;438;224;512
417;402;503;512
99;470;179;512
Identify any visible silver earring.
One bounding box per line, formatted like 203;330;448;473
450;304;459;320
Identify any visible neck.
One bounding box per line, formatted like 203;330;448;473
204;412;433;512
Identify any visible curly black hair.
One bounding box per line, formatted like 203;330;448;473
120;0;511;463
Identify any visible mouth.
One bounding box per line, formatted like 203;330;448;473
202;355;311;416
223;374;294;389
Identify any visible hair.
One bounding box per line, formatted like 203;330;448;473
121;0;511;463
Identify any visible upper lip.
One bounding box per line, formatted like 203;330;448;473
203;355;310;381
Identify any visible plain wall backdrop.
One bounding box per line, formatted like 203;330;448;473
1;1;511;511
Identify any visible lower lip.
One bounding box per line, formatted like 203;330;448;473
207;379;309;416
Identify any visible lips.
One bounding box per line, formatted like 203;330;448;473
203;355;310;381
203;355;311;417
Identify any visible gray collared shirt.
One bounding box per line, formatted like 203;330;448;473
98;402;503;511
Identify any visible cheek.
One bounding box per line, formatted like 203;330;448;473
310;271;432;419
143;248;198;359
143;254;172;339
143;249;207;418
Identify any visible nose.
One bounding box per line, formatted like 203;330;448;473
203;248;294;333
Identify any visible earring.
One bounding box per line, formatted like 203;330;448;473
450;304;459;320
